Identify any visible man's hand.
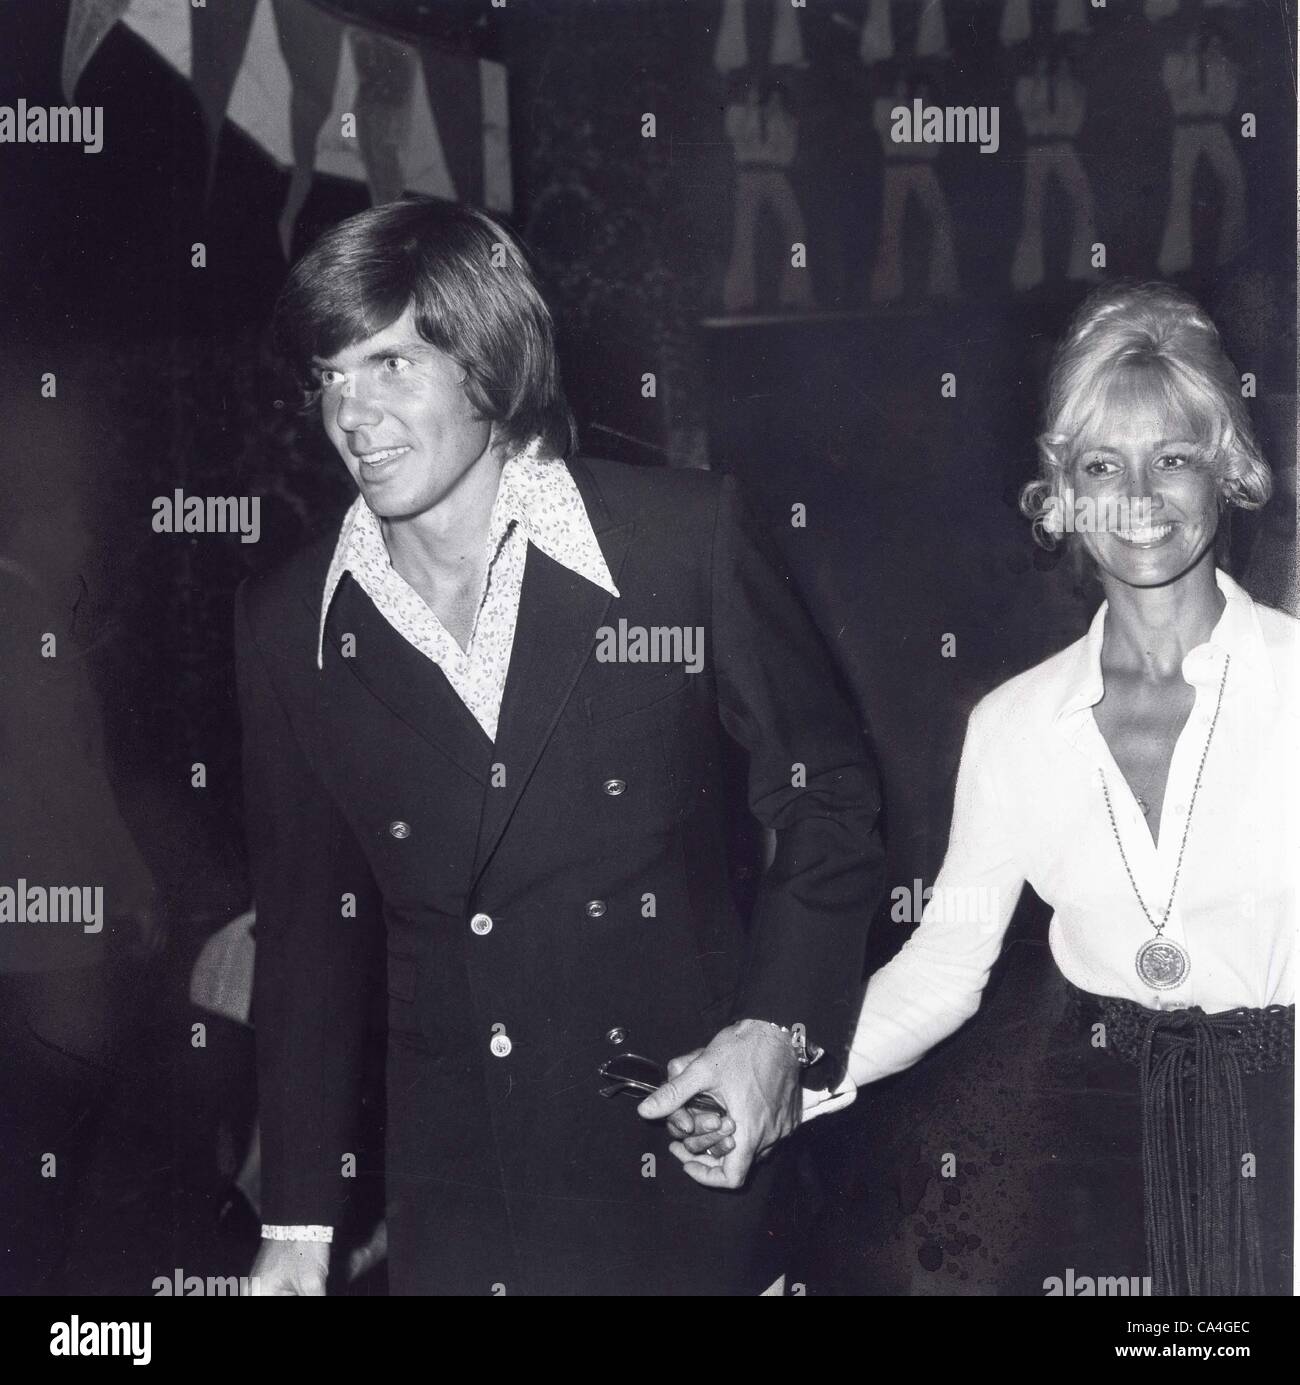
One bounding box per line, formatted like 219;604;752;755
245;1239;330;1295
637;1019;801;1189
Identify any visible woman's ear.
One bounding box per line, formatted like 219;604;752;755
1216;469;1239;510
1043;477;1076;537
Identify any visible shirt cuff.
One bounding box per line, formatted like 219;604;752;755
800;1074;858;1124
260;1224;334;1244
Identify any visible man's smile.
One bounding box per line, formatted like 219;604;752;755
352;444;412;473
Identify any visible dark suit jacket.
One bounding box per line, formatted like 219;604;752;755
235;457;884;1294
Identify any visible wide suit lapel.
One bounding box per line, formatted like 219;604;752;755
469;464;632;888
323;574;493;783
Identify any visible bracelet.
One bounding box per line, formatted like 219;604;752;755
260;1224;334;1244
763;1021;821;1068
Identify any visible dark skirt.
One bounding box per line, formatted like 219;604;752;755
1009;983;1293;1296
787;943;1293;1295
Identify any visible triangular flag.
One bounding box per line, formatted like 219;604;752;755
190;0;259;195
999;0;1031;46
860;0;894;65
917;0;949;57
420;48;485;208
770;0;804;66
61;0;132;103
1055;0;1088;35
714;0;748;73
270;0;344;257
350;27;418;207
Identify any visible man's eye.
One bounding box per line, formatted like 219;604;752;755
316;369;345;388
383;357;412;374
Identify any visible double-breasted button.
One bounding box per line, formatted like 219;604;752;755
603;778;626;797
606;1027;627;1045
470;912;494;936
490;1031;512;1057
585;899;607;919
388;820;411;839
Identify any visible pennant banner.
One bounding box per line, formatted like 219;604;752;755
62;0;511;253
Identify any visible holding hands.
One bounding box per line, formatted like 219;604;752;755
637;1019;802;1189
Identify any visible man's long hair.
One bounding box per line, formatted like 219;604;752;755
274;197;578;459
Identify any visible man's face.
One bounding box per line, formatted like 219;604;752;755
1069;393;1221;589
313;305;496;521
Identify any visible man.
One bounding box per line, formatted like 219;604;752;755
238;197;883;1295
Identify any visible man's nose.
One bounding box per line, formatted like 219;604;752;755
334;383;382;433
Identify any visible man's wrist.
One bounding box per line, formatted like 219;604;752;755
747;1018;823;1069
739;1017;820;1070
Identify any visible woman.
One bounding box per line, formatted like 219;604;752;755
679;282;1296;1295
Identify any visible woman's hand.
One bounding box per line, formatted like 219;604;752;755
659;1049;738;1156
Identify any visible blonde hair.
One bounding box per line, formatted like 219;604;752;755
1021;282;1273;547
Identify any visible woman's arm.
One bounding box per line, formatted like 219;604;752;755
802;695;1026;1118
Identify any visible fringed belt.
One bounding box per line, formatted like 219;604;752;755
1067;985;1294;1296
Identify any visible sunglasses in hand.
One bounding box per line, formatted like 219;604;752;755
598;1052;728;1117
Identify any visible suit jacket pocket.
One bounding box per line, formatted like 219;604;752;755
583;668;691;728
386;952;431;1052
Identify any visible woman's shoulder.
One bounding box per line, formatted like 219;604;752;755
1250;592;1300;643
1248;594;1300;700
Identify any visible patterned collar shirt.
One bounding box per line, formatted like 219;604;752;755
316;437;620;742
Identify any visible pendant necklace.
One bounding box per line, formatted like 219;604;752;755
1099;653;1229;991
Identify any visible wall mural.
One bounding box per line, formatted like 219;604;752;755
706;0;1265;317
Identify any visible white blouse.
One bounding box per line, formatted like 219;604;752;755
805;569;1299;1120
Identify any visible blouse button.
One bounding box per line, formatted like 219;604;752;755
388;820;411;839
603;778;627;796
585;899;607;919
470;912;494;936
606;1027;627;1045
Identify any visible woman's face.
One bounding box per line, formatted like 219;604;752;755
1067;390;1222;590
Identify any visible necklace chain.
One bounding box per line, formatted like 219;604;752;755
1100;653;1230;937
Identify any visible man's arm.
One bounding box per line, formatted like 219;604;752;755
712;473;884;1062
234;581;378;1283
639;474;885;1184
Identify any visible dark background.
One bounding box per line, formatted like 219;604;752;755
0;0;1294;1294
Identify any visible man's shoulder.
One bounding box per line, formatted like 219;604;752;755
568;454;727;529
236;520;345;638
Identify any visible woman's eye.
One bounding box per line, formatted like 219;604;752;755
1082;457;1118;477
1154;452;1190;470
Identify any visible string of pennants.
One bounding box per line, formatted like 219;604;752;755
714;0;1251;310
61;0;512;257
714;0;1245;68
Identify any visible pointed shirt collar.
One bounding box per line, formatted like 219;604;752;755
316;438;619;669
1052;567;1276;737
